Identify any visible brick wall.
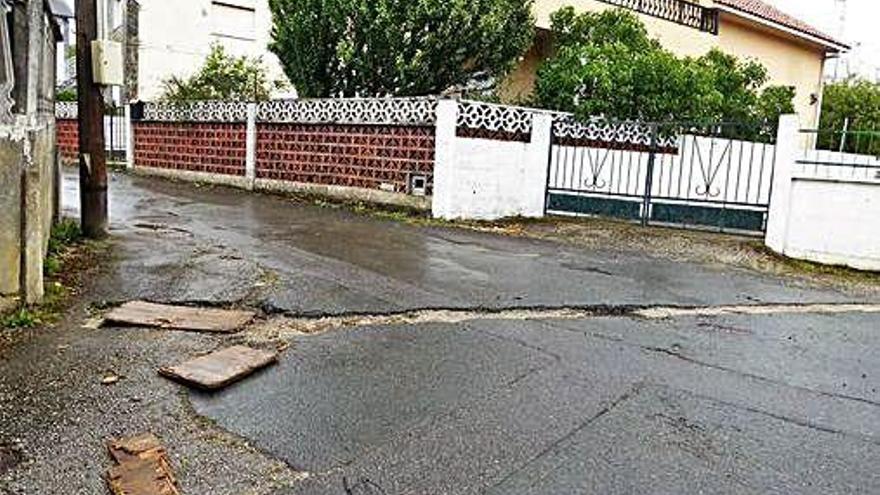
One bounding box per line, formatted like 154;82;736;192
256;124;435;193
133;122;247;176
57;119;78;164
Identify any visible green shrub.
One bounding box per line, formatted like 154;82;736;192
268;0;535;97
161;44;279;102
47;218;82;256
535;7;794;128
1;308;41;329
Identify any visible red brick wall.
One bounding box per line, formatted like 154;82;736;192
57;119;79;164
256;124;435;193
133;122;247;176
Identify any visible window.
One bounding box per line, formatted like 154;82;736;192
211;0;256;41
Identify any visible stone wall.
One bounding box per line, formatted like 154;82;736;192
0;123;59;303
1;0;61;305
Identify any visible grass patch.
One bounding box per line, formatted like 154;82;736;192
1;308;42;329
43;218;82;277
2;219;102;330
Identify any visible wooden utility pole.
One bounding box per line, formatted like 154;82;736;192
75;0;108;238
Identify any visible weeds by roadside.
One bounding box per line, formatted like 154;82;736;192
1;219;107;331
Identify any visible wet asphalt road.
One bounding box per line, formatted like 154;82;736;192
9;170;879;493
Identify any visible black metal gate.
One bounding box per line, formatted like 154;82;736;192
104;104;127;163
545;119;777;234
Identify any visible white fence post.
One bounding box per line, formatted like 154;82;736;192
431;99;459;218
765;114;799;253
245;102;257;190
528;112;553;218
124;104;134;170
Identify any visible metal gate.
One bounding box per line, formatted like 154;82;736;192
545;119;777;234
104;104;128;162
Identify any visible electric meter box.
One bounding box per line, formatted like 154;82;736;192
91;40;124;86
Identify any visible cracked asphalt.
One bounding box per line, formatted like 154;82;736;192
1;169;879;494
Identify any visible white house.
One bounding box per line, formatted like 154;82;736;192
129;0;291;100
59;0;292;101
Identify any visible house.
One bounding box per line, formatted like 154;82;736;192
1;0;64;305
502;0;850;128
118;0;290;101
74;0;844;128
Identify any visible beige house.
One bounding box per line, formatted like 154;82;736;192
503;0;849;128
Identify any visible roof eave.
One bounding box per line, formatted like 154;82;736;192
716;5;850;53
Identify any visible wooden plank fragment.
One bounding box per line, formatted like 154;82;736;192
106;434;179;495
103;301;255;333
159;345;278;390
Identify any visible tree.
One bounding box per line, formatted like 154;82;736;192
160;44;277;102
818;79;880;154
535;7;794;128
267;0;535;97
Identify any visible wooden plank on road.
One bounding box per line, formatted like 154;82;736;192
106;434;179;495
103;301;256;333
159;346;278;390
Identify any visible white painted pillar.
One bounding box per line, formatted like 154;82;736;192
765;114;799;254
431;99;459;219
525;113;553;218
244;102;257;190
124;104;134;170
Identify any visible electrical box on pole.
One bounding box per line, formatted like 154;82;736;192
90;39;124;86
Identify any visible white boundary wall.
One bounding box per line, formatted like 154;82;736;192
432;100;553;220
766;115;880;271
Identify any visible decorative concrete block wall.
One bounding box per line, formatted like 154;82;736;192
256;124;435;193
56;103;79;164
56;117;78;164
133;122;248;176
432;100;555;220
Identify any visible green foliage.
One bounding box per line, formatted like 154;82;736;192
1;308;42;329
56;87;77;102
43;219;81;278
818;79;880;155
47;218;82;256
535;7;794;128
267;0;535;97
161;44;277;102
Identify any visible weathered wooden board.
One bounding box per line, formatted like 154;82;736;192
103;301;255;333
159;345;278;390
106;434;179;495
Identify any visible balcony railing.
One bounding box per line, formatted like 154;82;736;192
596;0;720;34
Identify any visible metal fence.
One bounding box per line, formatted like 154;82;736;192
104;104;127;162
798;129;880;181
546;121;777;234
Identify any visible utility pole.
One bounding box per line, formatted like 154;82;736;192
75;0;108;238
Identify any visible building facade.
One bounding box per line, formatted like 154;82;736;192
503;0;849;128
77;0;845;127
1;0;63;305
124;0;289;101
